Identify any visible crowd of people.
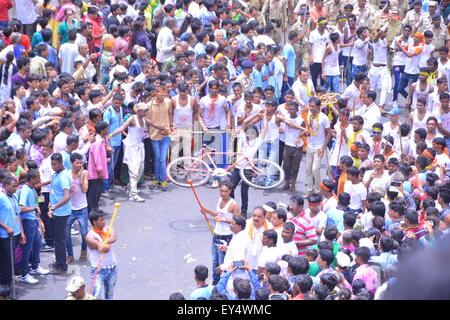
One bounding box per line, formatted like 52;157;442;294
0;0;450;300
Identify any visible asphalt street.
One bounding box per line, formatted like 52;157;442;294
14;155;321;300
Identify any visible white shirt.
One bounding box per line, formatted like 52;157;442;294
342;82;362;111
363;169;390;196
282;116;304;148
39;155;53;193
309;29;330;64
54;131;68;154
322;195;338;215
292;78;315;107
278;241;298;256
329;122;353;166
353;38;369;66
156;26;175;63
15;0;38;24
307;112;330;149
359;103;381;132
258;246;283;268
391;36;413;66
404;43;424;75
419;43;435;68
244;219;273;271
199;94;228;129
253;35;276;47
58;42;79;75
188;1;201;18
372;38;389;65
236;132;263;169
307;209;327;240
221;230;251;271
344;181;367;210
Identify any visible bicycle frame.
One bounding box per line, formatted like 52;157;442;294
196;145;253;173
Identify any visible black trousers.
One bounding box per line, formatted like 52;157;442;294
143;138;155;176
283;145;302;181
53;215;68;271
39;192;53;246
279;140;285;166
0;235;19;286
230;168;252;216
310;62;323;89
87;179;103;213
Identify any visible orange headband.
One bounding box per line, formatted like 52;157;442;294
423;149;434;158
350;144;359;151
320;182;332;192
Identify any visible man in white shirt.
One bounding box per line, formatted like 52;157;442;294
58;29;79;75
276;101;306;194
359;90;381;132
309;17;330;88
257;229;282;275
305;97;332;196
9;121;32;152
306;193;327;240
342;72;365;114
75;43;96;82
351;26;370;81
218;215;251;273
368;27;391;110
156;17;177;64
245;206;273;271
53;118;73;154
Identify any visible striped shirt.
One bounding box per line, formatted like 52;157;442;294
288;211;316;255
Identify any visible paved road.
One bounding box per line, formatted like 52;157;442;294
15;155;322;300
16;108;402;300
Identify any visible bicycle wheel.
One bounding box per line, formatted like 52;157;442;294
166;157;211;187
240;159;285;190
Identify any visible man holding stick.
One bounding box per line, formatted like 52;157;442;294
200;181;240;285
85;209;118;300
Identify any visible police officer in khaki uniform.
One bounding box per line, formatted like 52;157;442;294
325;0;346;25
292;10;312;73
249;0;266;11
261;0;288;45
235;60;255;93
418;1;439;32
425;14;450;57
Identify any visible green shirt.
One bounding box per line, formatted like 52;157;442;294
307;262;321;277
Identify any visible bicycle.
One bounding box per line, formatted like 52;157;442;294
166;144;285;190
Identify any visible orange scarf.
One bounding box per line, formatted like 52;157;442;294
208;95;219;118
373;138;382;155
93;227;107;240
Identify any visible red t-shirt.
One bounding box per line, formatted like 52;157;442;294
5;34;31;51
0;0;13;21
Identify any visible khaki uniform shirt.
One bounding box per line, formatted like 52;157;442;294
146;98;172;140
248;0;265;10
354;5;376;29
292;20;311;45
261;0;288;28
324;0;346;25
425;23;450;50
402;10;425;31
235;72;253;93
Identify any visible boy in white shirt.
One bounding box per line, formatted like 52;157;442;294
276;101;307;194
343;166;367;214
351;26;370;81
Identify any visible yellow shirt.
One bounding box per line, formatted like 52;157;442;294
146;98;171;140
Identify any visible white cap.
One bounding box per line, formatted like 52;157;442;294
65;276;85;292
336;251;351;268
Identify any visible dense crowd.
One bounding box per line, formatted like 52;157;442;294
0;0;450;300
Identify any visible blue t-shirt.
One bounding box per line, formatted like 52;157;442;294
50;169;72;217
103;106;123;147
282;43;296;78
326;207;345;232
18;184;38;221
0;193;21;238
61;150;72;170
189;285;213;300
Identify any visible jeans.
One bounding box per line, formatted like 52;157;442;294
211;235;232;285
66;207;89;257
351;64;367;82
306;146;322;194
398;72;419;99
324;75;341;93
103;145;121;192
53;215;69;271
230;168;252;215
202;126;226;166
39;192;53;246
90;265;118;300
20;220;42;276
310;62;323;88
0;235;19;286
87;179;103;213
392;65;405;102
151;137;171;182
0;21;8;29
342;56;353;86
258;139;279;187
